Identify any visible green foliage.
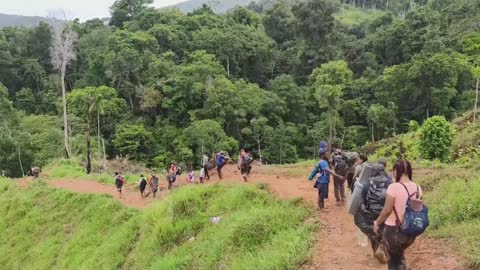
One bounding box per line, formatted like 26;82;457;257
408;120;420;132
426;177;480;267
183;120;239;164
113;123;153;161
2;0;480;172
419;116;455;161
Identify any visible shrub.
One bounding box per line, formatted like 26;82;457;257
419;116;455;162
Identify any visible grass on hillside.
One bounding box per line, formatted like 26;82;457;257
0;179;316;270
0;179;139;270
425;176;480;268
42;158;144;185
125;184;316;269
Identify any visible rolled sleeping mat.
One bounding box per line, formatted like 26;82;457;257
348;181;364;215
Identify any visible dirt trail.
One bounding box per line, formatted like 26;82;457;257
43;164;464;269
219;165;464;270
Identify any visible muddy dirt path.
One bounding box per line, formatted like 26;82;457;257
44;164;464;269
219;165;464;270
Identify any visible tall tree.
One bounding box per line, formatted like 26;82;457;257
459;33;480;122
309;60;352;146
50;17;78;158
109;0;153;27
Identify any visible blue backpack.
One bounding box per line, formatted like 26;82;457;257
393;183;429;237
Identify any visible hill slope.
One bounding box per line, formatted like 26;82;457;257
0;179;315;269
173;0;255;13
0;13;51;28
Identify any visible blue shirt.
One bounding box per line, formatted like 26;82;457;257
308;160;330;184
216;155;225;167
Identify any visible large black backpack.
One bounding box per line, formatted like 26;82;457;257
365;180;391;214
334;154;348;176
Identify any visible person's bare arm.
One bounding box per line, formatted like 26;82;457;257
325;167;345;180
374;193;395;234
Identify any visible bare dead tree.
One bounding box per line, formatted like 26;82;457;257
49;10;78;158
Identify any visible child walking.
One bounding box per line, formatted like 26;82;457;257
188;170;196;184
308;141;345;210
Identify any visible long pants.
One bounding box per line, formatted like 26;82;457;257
333;178;346;202
203;165;210;180
383;225;415;270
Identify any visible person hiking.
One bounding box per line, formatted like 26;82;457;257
114;172;125;199
149;173;159;197
332;150;347;205
202;153;210;180
188;170;195;184
352;154;368;190
139;174;148;198
239;148;253;182
354;163;393;263
308;141;345;210
374;160;423;270
32;166;40;179
216;151;228;180
168;163;178;190
378;158;392;182
199;167;205;184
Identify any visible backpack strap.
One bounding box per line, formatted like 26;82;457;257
392;182;418;229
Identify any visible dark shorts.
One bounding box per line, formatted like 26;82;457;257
152;187;158;193
241;165;251;176
317;183;329;199
382;225;416;257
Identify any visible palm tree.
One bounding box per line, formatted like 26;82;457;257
86;94;103;174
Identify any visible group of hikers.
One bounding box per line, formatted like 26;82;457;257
309;141;428;270
113;148;254;199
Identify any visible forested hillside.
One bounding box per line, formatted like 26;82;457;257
1;0;480;177
0;13;51;28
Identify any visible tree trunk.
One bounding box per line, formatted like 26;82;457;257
102;138;107;169
128;94;134;111
17;146;25;177
61;68;71;158
371;123;375;142
257;140;262;164
226;57;230;76
86;109;92;174
328;109;333;150
474;78;479;122
97;111;101;158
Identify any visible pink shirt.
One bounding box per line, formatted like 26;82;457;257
385;181;423;226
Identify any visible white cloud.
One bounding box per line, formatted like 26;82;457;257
0;0;188;21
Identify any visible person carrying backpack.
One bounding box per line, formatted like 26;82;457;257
167;163;178;190
202;153;210;180
308;141;345;210
332;150;348;205
354;163;392;263
114;172;125;199
149;173;159;197
374;160;428;270
139;174;148;198
239;148;253;182
216;151;228;180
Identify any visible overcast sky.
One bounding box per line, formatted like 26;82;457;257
0;0;187;21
